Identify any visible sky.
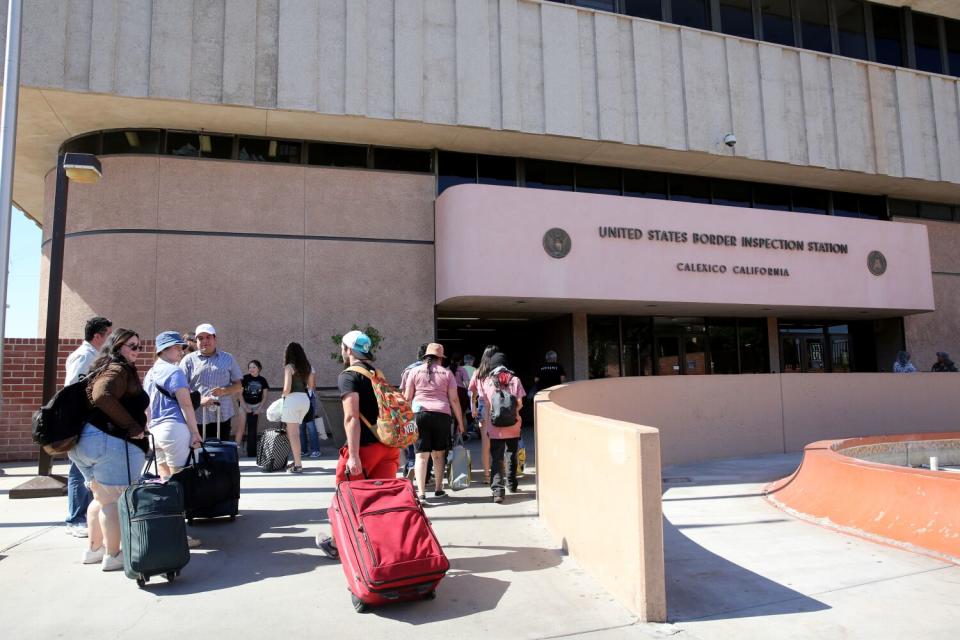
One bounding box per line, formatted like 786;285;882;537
5;206;40;338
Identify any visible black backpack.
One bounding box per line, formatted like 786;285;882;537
490;373;519;427
31;377;92;454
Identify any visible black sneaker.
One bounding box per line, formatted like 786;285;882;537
315;535;339;560
508;485;520;493
433;490;447;498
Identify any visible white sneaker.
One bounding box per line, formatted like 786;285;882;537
101;551;124;572
70;524;89;538
187;536;201;549
82;546;105;564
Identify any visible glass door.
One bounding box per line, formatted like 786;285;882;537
655;335;682;375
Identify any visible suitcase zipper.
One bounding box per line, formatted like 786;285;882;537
131;512;186;523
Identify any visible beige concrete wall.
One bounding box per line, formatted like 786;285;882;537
38;156;436;386
534;392;666;622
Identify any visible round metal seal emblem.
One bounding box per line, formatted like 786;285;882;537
867;250;887;276
543;228;572;259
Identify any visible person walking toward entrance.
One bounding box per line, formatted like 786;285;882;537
180;323;243;442
475;352;525;503
404;343;465;502
534;350;567;391
469;345;500;484
280;342;314;474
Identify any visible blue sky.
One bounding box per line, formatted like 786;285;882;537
5;207;40;337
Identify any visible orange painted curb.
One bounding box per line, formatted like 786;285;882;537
766;432;960;562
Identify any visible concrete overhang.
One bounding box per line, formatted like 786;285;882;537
872;0;960;19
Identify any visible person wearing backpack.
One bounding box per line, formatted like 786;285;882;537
315;330;401;560
475;352;525;504
468;345;501;485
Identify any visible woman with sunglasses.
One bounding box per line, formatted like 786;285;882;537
69;328;151;572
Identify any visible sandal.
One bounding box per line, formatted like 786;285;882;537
288;464;303;474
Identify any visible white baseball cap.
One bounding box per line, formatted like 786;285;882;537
195;323;217;337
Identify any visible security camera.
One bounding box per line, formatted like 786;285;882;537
723;133;737;147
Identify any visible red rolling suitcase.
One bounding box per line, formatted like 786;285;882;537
330;477;449;612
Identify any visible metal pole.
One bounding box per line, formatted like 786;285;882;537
0;0;24;407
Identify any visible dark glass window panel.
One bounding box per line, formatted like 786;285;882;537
832;192;860;218
791;187;828;214
708;320;739;374
859;195;886;220
799;0;832;53
671;0;710;30
720;0;755;39
835;0;868;60
738;319;767;374
947;19;960;76
478;154;517;186
373;147;432;172
685;332;707;375
575;165;621;195
571;0;616;10
437;151;476;194
166;131;200;157
102;130;160;155
873;5;904;66
623;170;667;199
200;134;233;159
524;159;574;191
780;336;802;372
919;203;952;221
760;0;795;47
888;199;918;217
753;183;791;211
712;179;752;208
307;142;368;168
63;134;100;155
588;316;621;379
655;335;682;375
622;316;653;377
623;0;662;20
913;13;943;74
237;138;300;163
669;174;710;204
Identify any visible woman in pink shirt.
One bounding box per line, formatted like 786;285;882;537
475;352;525;503
404;343;465;502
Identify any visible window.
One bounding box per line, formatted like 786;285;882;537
238;138;301;163
708;320;739;374
623;0;662;20
102;130;160;155
873;5;904;66
753;183;791;211
588;316;622;379
792;187;828;214
760;0;795;47
524;160;574;191
575;165;621;195
669;174;710;204
63;134;100;156
918;203;953;221
832;191;860;218
888;199;918;218
671;0;710;30
913;13;943;74
738;319;767;374
835;0;868;60
799;0;832;53
372;147;432;172
307;143;368;168
947;19;960;75
712;179;752;208
859;195;886;220
166;131;200;157
623;170;667;199
478;155;517;186
570;0;616;10
438;151;476;194
720;0;755;39
621;316;653;376
200;134;233;159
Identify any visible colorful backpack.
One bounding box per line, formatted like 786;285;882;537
345;366;418;448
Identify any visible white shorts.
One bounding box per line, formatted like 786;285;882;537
150;421;193;472
281;392;310;424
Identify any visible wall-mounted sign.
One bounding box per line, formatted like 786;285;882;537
543;228;571;259
868;251;887;276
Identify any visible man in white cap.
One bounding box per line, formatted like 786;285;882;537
179;323;243;443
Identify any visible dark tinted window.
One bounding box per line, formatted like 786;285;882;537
753;183;791;211
623;170;667;199
792;187;828;214
571;0;616;10
588;316;622;379
738;319;768;374
576;165;621;195
200;134;233;159
832;191;860;218
63;134;100;156
669;174;710;204
913;13;943;74
671;0;710;29
623;0;662;20
622;316;653;376
919;203;953;221
102;130;160;155
237;138;301;163
708;320;739;374
438;151;476;194
478;155;517;186
859;195;886;220
947;19;960;76
373;147;432;172
873;5;904;66
761;0;795;47
835;0;868;60
524;159;574;191
799;0;832;53
712;179;752;207
307;143;368;168
166;131;200;157
720;0;755;39
888;199;918;218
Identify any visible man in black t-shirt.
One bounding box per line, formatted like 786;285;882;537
534;350;567;392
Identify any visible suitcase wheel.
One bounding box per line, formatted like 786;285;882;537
351;593;368;613
165;572;178;582
136;576;147;588
423;590;437;601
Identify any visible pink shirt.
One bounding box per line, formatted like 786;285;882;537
405;363;457;414
476;371;525;439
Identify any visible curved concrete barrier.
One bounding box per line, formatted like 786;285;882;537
766;433;960;562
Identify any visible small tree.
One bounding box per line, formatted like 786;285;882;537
330;324;384;363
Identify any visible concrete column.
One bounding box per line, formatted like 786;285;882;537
572;312;589;381
767;316;780;374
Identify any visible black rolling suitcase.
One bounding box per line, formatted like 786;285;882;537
174;405;241;522
257;427;291;472
119;442;190;587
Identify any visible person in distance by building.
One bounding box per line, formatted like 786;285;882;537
63;316;112;539
893;351;917;373
398;343;429;479
931;351;958;372
182;332;198;354
468;345;501;484
180;323;243;443
280;342;315;474
240;360;270;458
475;352;525;504
534;350;567;392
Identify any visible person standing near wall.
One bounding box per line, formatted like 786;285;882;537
894;351;917;373
240;360;269;458
180;323;243;441
63;316;113;538
931;352;958;372
280;342;314;474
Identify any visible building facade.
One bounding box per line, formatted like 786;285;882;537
5;0;960;386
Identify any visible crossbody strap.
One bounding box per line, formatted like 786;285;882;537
343;366;378;434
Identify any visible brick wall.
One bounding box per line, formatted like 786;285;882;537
0;338;155;462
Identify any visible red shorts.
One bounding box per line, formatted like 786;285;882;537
334;442;400;484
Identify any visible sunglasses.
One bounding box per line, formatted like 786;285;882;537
124;342;143;352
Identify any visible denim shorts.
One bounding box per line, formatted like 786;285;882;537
68;423;146;487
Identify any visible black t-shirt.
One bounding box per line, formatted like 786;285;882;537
242;374;269;405
537;363;566;389
337;362;379;446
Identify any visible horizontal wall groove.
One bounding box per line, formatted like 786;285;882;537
40;228;435;247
